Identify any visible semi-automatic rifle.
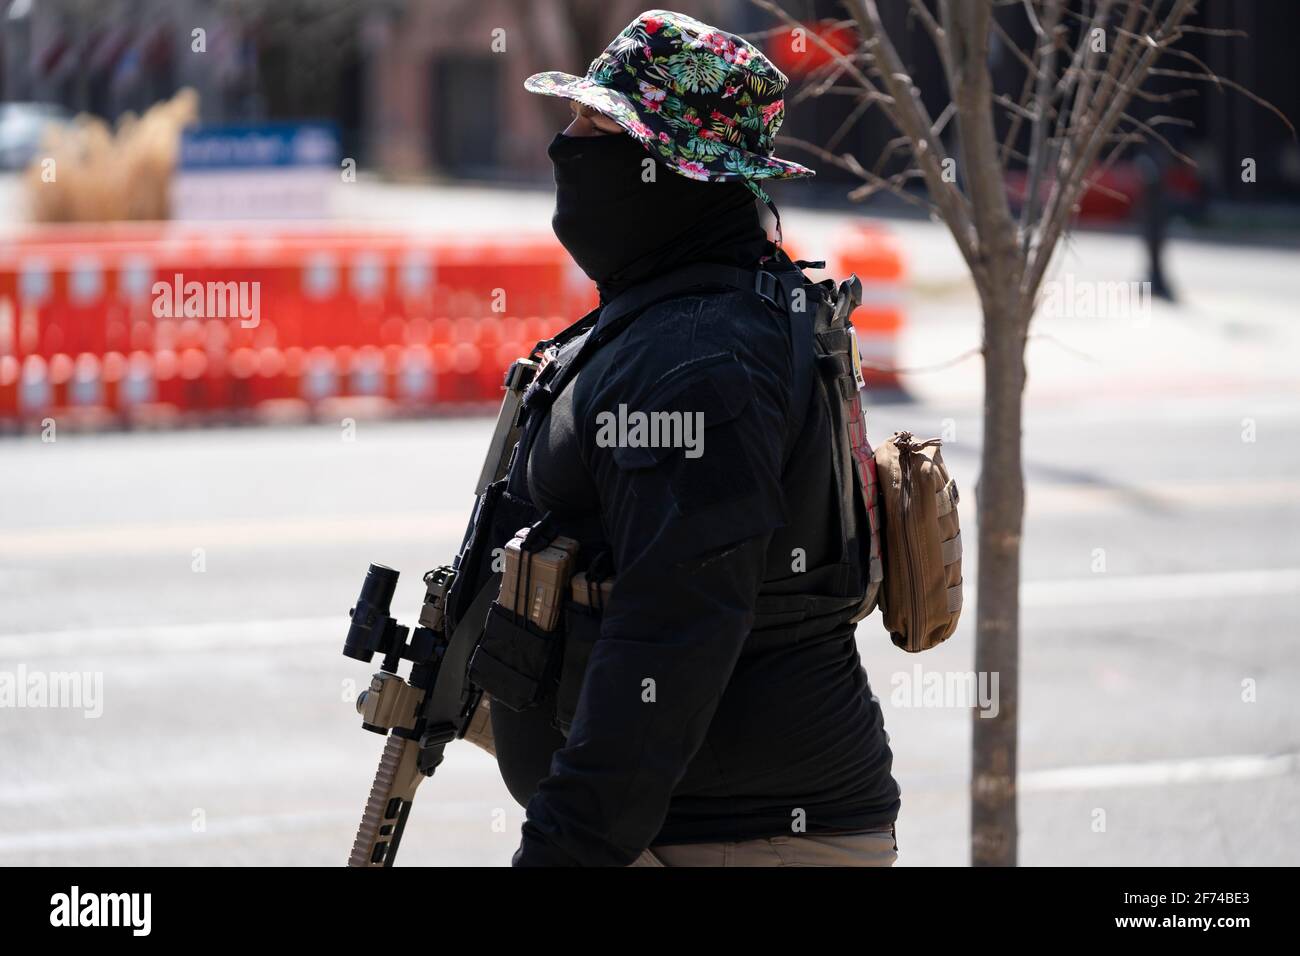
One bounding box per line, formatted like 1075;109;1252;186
339;357;538;866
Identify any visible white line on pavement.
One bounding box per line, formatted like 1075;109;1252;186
3;479;1297;558
0;750;1291;855
1021;567;1300;607
3;567;1295;661
0;804;514;855
0;511;468;557
0;616;339;660
0;811;353;853
1021;751;1298;792
1026;479;1300;513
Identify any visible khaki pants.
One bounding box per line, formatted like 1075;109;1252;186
629;827;897;867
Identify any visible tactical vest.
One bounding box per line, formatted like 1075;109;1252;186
449;249;884;736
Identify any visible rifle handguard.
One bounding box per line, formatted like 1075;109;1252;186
347;734;425;867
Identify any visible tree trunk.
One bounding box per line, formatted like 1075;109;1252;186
970;293;1026;867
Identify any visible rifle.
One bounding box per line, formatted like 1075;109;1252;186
340;357;538;867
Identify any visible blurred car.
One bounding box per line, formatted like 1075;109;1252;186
0;102;72;170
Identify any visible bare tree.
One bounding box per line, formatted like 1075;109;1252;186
751;0;1292;865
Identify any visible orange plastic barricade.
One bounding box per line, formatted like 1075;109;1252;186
18;354;50;418
0;355;18;426
0;222;908;425
68;352;103;409
248;347;283;405
101;351;127;416
120;350;157;411
46;353;74;412
302;346;339;404
227;346;258;413
248;346;309;423
152;349;181;413
349;345;387;399
396;344;435;406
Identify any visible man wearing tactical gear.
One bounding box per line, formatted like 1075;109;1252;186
487;9;900;867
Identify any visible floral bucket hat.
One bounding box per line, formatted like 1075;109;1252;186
525;9;814;201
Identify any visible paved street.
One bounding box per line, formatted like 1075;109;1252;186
2;184;1298;865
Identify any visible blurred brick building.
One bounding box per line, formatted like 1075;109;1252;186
363;0;736;179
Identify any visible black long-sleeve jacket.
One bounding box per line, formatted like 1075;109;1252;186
497;284;900;866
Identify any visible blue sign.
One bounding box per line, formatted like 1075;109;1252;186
180;123;340;170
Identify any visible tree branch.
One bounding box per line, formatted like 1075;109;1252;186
1020;0;1064;248
840;0;980;272
1025;0;1196;307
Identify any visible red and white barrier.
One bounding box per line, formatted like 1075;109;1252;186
0;222;905;427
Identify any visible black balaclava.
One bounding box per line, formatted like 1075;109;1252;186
548;131;772;303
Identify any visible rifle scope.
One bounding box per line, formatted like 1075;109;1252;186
343;563;402;663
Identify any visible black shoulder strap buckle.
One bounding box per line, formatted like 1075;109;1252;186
535;263;757;412
754;270;780;310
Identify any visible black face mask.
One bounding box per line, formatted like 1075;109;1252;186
548;132;771;302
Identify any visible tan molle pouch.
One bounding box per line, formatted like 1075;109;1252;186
874;432;962;652
462;694;496;756
467;527;578;712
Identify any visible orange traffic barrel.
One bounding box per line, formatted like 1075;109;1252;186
833;223;907;393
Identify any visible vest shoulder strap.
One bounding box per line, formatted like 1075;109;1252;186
527;261;769;412
524;256;820;473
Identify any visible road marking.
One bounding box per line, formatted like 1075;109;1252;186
0;803;513;855
1021;752;1298;792
1026;479;1300;514
0;811;353;853
0;750;1291;855
1;567;1296;661
0;747;502;806
1021;567;1300;607
0;616;339;660
2;479;1297;558
0;511;468;557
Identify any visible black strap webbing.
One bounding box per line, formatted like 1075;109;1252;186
531;262;758;412
769;253;815;463
525;258;817;465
